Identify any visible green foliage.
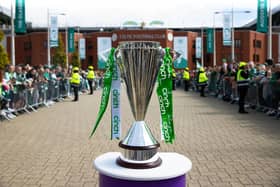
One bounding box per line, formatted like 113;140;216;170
53;34;66;68
71;50;81;68
0;30;9;70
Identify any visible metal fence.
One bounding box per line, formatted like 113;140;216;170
0;76;103;121
203;74;280;119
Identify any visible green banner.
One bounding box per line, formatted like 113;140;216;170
257;0;268;33
68;28;75;53
15;0;26;33
157;48;175;144
89;48;115;138
207;28;214;53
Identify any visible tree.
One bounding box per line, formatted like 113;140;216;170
0;30;9;70
52;34;66;68
71;50;81;68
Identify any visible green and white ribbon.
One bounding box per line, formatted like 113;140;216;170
157;48;175;143
90;48;115;138
111;58;121;139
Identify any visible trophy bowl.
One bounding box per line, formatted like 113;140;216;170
116;41;163;169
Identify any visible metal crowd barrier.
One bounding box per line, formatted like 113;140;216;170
206;73;280;118
0;78;74;120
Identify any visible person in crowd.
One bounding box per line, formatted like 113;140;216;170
248;61;257;80
236;62;249;114
70;67;80;102
43;65;50;81
269;63;280;119
197;67;208;97
87;66;95;95
183;67;190;91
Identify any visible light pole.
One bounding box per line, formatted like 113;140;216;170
201;27;204;67
10;2;15;66
213;12;218;67
214;10;251;63
47;10;66;67
268;0;272;60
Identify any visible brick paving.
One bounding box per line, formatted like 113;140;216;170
0;88;279;187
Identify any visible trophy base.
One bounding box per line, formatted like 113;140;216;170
116;156;162;169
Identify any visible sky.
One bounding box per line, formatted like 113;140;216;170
1;0;280;28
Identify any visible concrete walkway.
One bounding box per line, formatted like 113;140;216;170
0;88;279;187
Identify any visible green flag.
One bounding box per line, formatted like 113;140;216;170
206;28;214;54
89;48;115;138
257;0;268;33
68;28;75;53
15;0;26;33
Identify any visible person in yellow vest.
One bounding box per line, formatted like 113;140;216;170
183;67;190;91
197;67;208;97
172;68;176;90
87;65;95;95
70;67;80;102
236;62;249;113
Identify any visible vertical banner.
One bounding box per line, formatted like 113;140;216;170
195;37;202;58
50;16;58;47
173;36;188;69
257;0;268;33
68;28;75;53
111;59;121;140
223;13;232;46
79;38;86;59
207;28;214;53
97;37;112;69
15;0;26;33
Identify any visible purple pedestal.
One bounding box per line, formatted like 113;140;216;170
100;174;186;187
94;152;192;187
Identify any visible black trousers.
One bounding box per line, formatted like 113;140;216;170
172;79;176;90
238;86;248;112
184;80;190;91
200;85;206;96
88;79;93;94
71;84;79;101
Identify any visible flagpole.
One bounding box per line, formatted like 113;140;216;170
11;3;15;66
213;13;217;67
201;27;204;67
268;0;272;60
47;8;51;67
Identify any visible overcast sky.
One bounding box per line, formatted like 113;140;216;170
1;0;280;28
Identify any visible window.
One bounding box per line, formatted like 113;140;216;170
253;54;260;62
24;41;32;50
253;40;262;48
235;40;241;48
25;56;32;64
43;40;47;49
88;56;93;65
87;42;93;50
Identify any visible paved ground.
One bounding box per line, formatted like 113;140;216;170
0;87;279;187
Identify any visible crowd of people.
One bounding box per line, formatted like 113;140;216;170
1;60;279;121
177;60;280;119
0;64;103;120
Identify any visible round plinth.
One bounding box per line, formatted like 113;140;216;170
94;152;192;187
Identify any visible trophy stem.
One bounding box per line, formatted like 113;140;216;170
117;121;162;169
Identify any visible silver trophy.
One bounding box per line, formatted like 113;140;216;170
116;41;163;169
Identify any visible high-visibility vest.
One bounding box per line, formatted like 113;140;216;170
70;73;80;85
237;69;249;86
87;70;95;80
183;70;190;80
172;69;176;78
198;72;208;85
